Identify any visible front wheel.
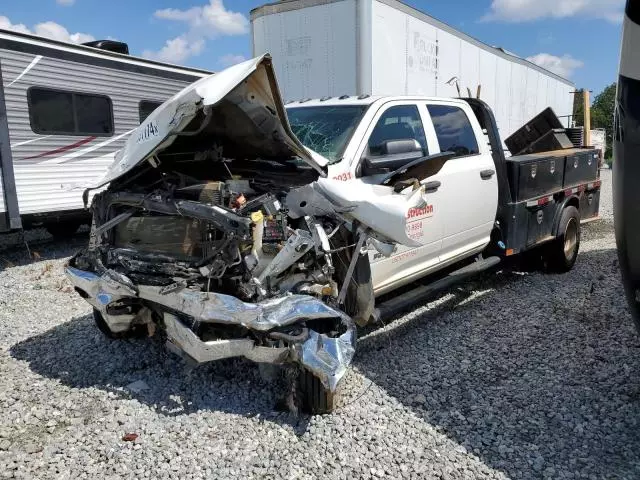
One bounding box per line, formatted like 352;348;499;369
543;206;580;273
92;309;143;340
297;369;338;414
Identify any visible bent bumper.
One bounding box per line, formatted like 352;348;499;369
65;266;355;391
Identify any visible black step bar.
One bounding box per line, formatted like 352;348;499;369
373;256;501;322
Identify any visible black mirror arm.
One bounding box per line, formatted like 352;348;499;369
380;151;455;186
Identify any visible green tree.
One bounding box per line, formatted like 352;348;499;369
572;89;585;127
590;83;616;159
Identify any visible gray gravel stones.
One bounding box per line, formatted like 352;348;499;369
1;170;640;479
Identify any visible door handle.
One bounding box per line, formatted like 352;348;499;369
423;180;441;193
480;169;495;180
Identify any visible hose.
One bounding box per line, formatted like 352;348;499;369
268;328;309;343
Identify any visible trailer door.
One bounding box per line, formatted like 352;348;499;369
0;60;21;232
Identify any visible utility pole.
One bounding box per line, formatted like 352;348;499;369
583;89;591;147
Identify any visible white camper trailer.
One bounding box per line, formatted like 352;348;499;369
251;0;575;144
0;30;210;236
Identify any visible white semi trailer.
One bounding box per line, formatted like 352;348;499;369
251;0;575;143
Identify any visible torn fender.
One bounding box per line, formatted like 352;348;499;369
315;178;430;247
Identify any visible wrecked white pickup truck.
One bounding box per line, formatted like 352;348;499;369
65;55;432;413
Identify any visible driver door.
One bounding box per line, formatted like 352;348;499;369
355;103;446;294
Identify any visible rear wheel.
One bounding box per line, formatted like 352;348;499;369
543;206;580;273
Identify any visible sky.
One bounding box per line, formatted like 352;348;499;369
0;0;626;96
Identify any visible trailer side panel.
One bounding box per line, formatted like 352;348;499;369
370;0;575;143
252;0;358;101
0;46;200;218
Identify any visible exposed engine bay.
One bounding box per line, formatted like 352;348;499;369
68;152;372;398
65;54;431;413
91;157;331;302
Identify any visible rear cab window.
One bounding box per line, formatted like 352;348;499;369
426;104;479;157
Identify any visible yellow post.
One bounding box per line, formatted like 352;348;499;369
583;89;591;147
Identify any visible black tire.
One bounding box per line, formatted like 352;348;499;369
332;227;375;326
544;206;581;273
92;308;141;340
46;221;81;240
297;368;337;415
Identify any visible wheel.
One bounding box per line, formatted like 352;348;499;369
331;227;375;326
92;308;142;340
543;206;580;273
297;368;337;414
46;221;81;240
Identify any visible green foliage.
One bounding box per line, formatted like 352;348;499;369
571;84;616;158
591;83;616;158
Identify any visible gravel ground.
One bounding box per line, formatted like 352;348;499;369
1;169;639;479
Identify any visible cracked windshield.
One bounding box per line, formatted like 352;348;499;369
286;105;368;163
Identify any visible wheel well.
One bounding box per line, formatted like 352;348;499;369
553;196;580;236
565;196;580;211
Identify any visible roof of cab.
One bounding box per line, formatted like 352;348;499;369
284;95;470;108
285;95;381;107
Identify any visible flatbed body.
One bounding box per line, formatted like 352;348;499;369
466;98;600;258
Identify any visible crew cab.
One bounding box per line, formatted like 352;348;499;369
65;55;600;414
286;95;601;299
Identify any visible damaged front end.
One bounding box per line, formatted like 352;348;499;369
65;55;367;406
67;162;363;396
67;263;355;391
66;55;430;412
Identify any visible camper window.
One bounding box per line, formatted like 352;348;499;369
28;87;114;136
139;101;162;123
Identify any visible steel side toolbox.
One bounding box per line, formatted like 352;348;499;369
505;152;565;201
563;149;600;187
525;201;556;247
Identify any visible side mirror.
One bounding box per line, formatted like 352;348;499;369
362;139;424;176
371;139;422;156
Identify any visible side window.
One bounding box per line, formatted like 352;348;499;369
28;87;113;136
367;105;428;155
139;100;163;123
426;105;479;158
29;89;74;134
75;93;113;134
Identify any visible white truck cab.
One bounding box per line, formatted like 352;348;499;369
286;96;499;295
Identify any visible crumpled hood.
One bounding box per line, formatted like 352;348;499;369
95;54;328;187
